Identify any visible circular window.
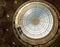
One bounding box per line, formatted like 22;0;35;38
13;0;58;46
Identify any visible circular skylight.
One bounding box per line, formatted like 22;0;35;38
15;2;53;39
